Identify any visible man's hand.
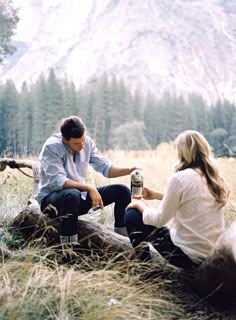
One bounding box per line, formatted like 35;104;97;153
87;185;104;208
108;165;142;178
129;166;142;174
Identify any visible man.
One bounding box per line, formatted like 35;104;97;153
36;116;137;257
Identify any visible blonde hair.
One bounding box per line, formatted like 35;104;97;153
175;130;229;206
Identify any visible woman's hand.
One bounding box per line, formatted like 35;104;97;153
125;200;146;213
142;187;164;201
142;187;156;200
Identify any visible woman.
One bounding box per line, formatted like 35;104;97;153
124;130;229;270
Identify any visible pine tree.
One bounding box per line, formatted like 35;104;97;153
143;93;159;148
46;69;64;136
189;93;210;135
91;76;108;149
0;84;5;154
228;106;236;151
109;77;133;134
132;89;143;121
0;80;19;155
62;78;78;118
18;82;33;155
31;73;48;154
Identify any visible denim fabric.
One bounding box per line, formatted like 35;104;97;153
41;184;131;237
124;208;199;270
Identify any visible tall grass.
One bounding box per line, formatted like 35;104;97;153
0;146;236;319
0;251;186;320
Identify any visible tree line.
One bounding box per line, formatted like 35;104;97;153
0;69;236;156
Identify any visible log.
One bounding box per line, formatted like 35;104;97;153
10;201;132;257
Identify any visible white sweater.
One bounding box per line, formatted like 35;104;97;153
142;168;225;264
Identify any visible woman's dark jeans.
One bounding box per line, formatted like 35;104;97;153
41;184;131;237
124;208;199;270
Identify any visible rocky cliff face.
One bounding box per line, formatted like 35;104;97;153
1;0;236;104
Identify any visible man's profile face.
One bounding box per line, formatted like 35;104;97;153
62;134;86;152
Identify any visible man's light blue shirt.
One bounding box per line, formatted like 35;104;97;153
36;133;112;205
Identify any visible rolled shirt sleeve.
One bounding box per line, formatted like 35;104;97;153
142;174;183;227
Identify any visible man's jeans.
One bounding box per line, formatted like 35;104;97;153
41;184;131;237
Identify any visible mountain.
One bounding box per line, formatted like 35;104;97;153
1;0;236;104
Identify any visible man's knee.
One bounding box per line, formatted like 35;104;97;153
62;188;81;206
117;184;131;199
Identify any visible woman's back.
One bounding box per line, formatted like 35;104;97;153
170;168;224;264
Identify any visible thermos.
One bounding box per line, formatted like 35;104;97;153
130;169;143;199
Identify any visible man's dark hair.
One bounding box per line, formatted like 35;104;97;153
60;116;86;140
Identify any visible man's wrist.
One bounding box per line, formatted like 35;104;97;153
86;184;96;192
129;167;135;174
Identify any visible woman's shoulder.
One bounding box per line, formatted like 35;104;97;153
166;169;203;194
173;168;197;177
170;168;200;184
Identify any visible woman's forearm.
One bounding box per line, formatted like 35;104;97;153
154;191;164;200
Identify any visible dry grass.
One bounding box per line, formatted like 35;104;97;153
0;146;236;319
0;248;228;320
0;168;32;223
1;253;161;320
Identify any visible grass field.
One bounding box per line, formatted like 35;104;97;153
0;145;236;320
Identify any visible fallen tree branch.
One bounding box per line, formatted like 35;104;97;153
17;168;33;178
10;201;132;255
0;158;36;171
0;157;39;198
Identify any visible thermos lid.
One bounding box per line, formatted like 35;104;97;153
130;169;143;182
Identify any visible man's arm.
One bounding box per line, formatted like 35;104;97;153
63;179;104;208
88;137;139;178
63;179;93;191
108;165;138;178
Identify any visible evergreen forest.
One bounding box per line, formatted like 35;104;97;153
0;69;236;157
